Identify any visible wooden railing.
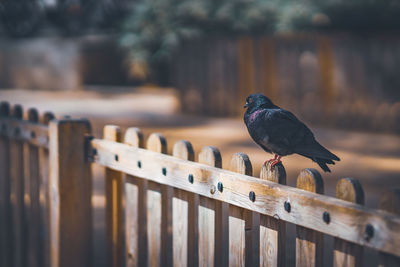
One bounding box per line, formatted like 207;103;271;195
1;101;400;267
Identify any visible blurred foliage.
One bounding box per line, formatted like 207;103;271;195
120;0;400;78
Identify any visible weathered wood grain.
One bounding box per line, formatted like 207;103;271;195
334;178;364;267
172;140;195;267
39;111;54;267
260;162;286;267
229;152;259;267
378;189;400;267
296;168;324;267
25;108;41;267
198;146;225;267
147;133;168;267
49;119;92;267
104;125;125;267
10;105;25;267
0;101;11;267
124;128;144;267
90;139;400;257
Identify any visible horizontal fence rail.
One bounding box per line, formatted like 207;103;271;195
89;137;400;257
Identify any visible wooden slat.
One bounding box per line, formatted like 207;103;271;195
229;152;259;267
104;125;125;267
39;111;54;267
172;140;195;267
48;119;92;267
198;146;229;267
25;108;41;267
334;178;364;267
0;117;49;147
296;168;324;267
0;102;11;267
378;189;400;267
147;133;169;267
90;139;400;257
10;105;26;267
124;127;145;267
260;162;286;267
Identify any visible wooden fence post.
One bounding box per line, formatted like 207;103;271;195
10;104;25;267
48;119;92;267
378;189;400;267
146;133;169;267
229;152;259;267
0;101;11;267
296;168;324;267
333;178;364;267
260;162;286;267
40;111;55;267
25;108;41;267
104;125;125;267
124;127;146;267
198;146;229;267
172;140;196;267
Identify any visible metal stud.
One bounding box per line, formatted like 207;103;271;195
249;191;256;202
217;182;223;192
323;211;330;224
284;201;291;213
162;167;167;176
188;174;194;184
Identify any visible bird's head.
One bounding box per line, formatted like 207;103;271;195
244;93;275;111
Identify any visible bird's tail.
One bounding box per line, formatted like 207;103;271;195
314;157;335;172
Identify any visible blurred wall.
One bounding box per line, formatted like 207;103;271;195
171;34;400;133
0;35;131;90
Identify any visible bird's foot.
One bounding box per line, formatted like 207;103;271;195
264;155;281;167
270;158;282;168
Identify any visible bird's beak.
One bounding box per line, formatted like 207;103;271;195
244;103;249;108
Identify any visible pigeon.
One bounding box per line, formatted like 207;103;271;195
243;93;340;172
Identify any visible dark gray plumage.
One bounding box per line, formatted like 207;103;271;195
244;93;340;172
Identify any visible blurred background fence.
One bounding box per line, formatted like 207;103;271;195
171;34;400;133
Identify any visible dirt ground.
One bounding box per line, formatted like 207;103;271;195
1;87;400;266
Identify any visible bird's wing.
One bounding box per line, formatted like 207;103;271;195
269;110;340;161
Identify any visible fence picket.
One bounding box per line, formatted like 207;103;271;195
124;128;145;267
104;125;125;267
333;178;364;267
10;105;25;267
378;189;400;267
25;108;40;267
229;152;259;267
259;162;286;267
147;133;169;267
198;146;228;267
172;140;195;267
296;168;324;267
48;118;92;267
0;102;11;267
39;111;54;267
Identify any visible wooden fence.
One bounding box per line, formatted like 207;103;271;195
1;101;400;267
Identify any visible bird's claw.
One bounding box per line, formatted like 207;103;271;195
264;155;282;168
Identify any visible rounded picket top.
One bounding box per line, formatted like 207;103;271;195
124;127;144;148
12;104;23;119
260;161;286;184
0;101;10;116
42;111;55;124
379;189;400;215
297;168;324;194
336;178;364;205
27;108;39;122
198;146;222;168
173;140;194;161
103;125;122;142
229;152;252;176
147;133;167;154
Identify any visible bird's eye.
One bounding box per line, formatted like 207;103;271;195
248;98;253;103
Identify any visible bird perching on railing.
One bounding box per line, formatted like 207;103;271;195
244;93;340;172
